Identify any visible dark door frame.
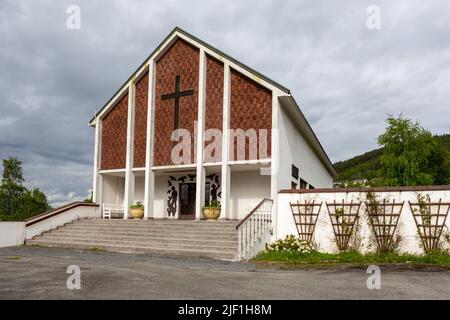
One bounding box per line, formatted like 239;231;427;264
178;182;196;220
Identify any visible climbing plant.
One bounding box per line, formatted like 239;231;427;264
326;200;361;251
365;191;403;253
289;200;322;243
409;194;450;253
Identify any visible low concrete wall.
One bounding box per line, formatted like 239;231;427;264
25;203;100;240
0;222;26;248
277;186;450;254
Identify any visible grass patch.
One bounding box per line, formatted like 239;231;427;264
5;256;21;260
253;250;450;266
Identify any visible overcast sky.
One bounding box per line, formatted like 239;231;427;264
1;0;449;205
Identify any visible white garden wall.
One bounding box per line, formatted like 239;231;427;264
25;203;100;240
0;222;26;248
276;187;450;254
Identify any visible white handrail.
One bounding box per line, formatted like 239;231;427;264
236;198;273;261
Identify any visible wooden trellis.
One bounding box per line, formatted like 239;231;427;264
409;199;450;253
366;199;404;252
290;200;322;242
326;200;362;251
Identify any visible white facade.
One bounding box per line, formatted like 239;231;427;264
90;28;335;223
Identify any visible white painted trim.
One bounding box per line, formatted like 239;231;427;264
152;164;197;171
271;90;281;239
220;63;231;220
132;167;146;172
144;60;156;219
92;119;102;203
203;162;222;167
123;81;136;219
99;169;126;174
195;49;206;220
228;159;271;166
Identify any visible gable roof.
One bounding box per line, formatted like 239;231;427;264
89;27;290;125
89;27;336;177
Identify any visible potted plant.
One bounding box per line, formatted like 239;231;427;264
130;201;144;219
202;200;221;220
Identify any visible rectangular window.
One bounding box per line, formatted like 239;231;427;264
291;164;299;179
300;179;308;189
291;181;297;190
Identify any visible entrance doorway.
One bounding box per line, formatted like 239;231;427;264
179;183;196;220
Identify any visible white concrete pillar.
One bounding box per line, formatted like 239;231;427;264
221;63;231;220
270;91;280;238
144;62;156;219
92;119;103;205
124;80;136;219
195;49;206;220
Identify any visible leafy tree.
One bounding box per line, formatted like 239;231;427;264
0;157;26;215
426;141;450;185
0;157;51;220
378;115;437;186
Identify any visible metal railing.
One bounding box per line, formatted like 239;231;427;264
236;198;273;261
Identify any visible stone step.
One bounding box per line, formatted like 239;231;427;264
61;225;237;234
29;236;236;251
76;219;238;226
28;218;239;260
42;233;238;246
48;229;238;241
71;220;237;229
27;239;236;260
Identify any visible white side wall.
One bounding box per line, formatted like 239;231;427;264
277;190;450;255
102;175;125;205
277;104;333;190
0;222;26;248
25;206;100;240
230;171;271;220
134;176;145;203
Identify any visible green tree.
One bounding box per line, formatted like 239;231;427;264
0;157;51;220
15;188;51;218
377;115;435;186
0;157;26;215
426;141;450;185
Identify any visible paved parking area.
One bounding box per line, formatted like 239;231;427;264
0;246;449;299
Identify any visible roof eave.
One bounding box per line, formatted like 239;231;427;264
89;27;290;125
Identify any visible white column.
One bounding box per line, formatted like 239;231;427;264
221;63;231;220
195;49;206;220
144;62;155;219
124;81;136;219
92;119;103;205
270;91;280;238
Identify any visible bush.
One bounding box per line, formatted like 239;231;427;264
265;235;313;254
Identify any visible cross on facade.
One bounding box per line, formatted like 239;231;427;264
161;75;194;132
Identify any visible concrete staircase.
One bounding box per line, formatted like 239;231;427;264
26;218;238;260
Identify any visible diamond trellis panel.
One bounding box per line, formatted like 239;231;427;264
204;55;224;162
133;71;149;168
153;39;199;166
101;92;128;170
230;69;272;161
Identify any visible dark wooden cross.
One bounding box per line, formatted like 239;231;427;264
161;75;194;132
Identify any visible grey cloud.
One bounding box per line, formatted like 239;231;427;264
1;0;449;205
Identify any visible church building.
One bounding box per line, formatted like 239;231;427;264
90;27;336;223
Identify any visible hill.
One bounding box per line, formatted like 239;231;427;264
334;134;450;182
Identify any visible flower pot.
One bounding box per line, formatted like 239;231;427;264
203;207;221;220
131;208;144;219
